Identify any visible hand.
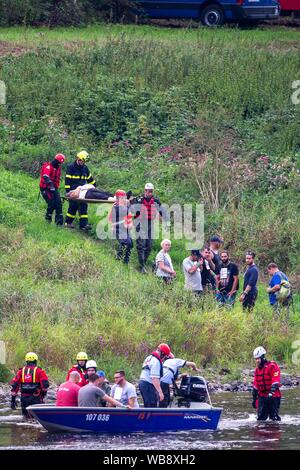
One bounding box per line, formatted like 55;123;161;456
239;294;245;302
172;271;176;277
159;392;164;402
11;396;17;410
267;287;272;293
252;399;257;409
268;392;273;399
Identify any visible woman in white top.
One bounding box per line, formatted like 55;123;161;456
67;184;115;201
155;239;176;284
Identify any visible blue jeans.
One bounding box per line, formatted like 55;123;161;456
216;291;236;307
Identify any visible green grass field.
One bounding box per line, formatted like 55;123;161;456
0;25;299;383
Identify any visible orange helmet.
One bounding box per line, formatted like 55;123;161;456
158;343;171;357
55;153;65;164
115;189;126;198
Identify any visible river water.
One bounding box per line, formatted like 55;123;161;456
0;389;299;450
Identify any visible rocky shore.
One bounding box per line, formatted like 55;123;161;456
1;368;299;406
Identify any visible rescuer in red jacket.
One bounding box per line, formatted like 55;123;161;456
66;351;88;387
39;153;65;225
252;346;281;421
10;352;49;418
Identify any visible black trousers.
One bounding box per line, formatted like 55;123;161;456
85;188;113;200
139;380;159;408
136;231;153;268
21;395;44;418
159;381;171;408
65;200;88;228
41;189;63;225
116;236;133;264
257;396;281;421
243;292;258;311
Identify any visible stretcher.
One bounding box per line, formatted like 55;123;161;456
63;196;116;204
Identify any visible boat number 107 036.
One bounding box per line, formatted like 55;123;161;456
86;414;110;422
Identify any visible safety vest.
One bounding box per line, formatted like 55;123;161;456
39;162;61;189
254;361;281;397
140;197;158;221
20;366;40;395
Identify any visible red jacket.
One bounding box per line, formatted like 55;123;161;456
66;365;88;387
253;361;281;398
10;365;49;397
40;162;62;189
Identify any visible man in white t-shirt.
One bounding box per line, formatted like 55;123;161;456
160;355;201;407
110;370;139;408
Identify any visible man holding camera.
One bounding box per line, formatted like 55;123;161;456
182;249;203;295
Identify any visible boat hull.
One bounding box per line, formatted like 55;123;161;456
27;405;222;433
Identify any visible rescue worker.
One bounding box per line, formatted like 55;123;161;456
39;153;65;225
138;343;172;408
64;151;96;230
85;360;97;381
160;354;201;408
109;189;133;265
252;346;281;421
131;183;169;273
10;352;49;418
66;352;88;387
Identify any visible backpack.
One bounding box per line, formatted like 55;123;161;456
276;273;292;304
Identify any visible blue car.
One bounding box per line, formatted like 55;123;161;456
138;0;279;26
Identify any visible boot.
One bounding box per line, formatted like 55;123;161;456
55;214;64;226
80;224;92;231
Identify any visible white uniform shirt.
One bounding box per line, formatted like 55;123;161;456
161;358;186;385
139;355;162;384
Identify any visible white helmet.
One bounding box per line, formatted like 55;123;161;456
86;360;97;369
145;183;154;191
253;347;266;359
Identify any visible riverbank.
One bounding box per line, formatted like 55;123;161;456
1;367;300;405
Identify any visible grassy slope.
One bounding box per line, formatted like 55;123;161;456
0;25;299;383
0;168;299;383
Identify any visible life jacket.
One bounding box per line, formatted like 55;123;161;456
140;197;158;221
254;361;281;397
142;351;163;378
20;366;40;395
39;162;61;189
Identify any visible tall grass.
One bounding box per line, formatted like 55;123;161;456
0;27;299;383
0;168;299;383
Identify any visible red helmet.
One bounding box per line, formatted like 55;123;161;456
55;153;65;164
115;189;126;198
168;353;175;359
158;343;171;356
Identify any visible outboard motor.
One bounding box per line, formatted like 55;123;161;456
174;376;208;408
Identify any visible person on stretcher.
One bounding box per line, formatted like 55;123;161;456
66;184;116;202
